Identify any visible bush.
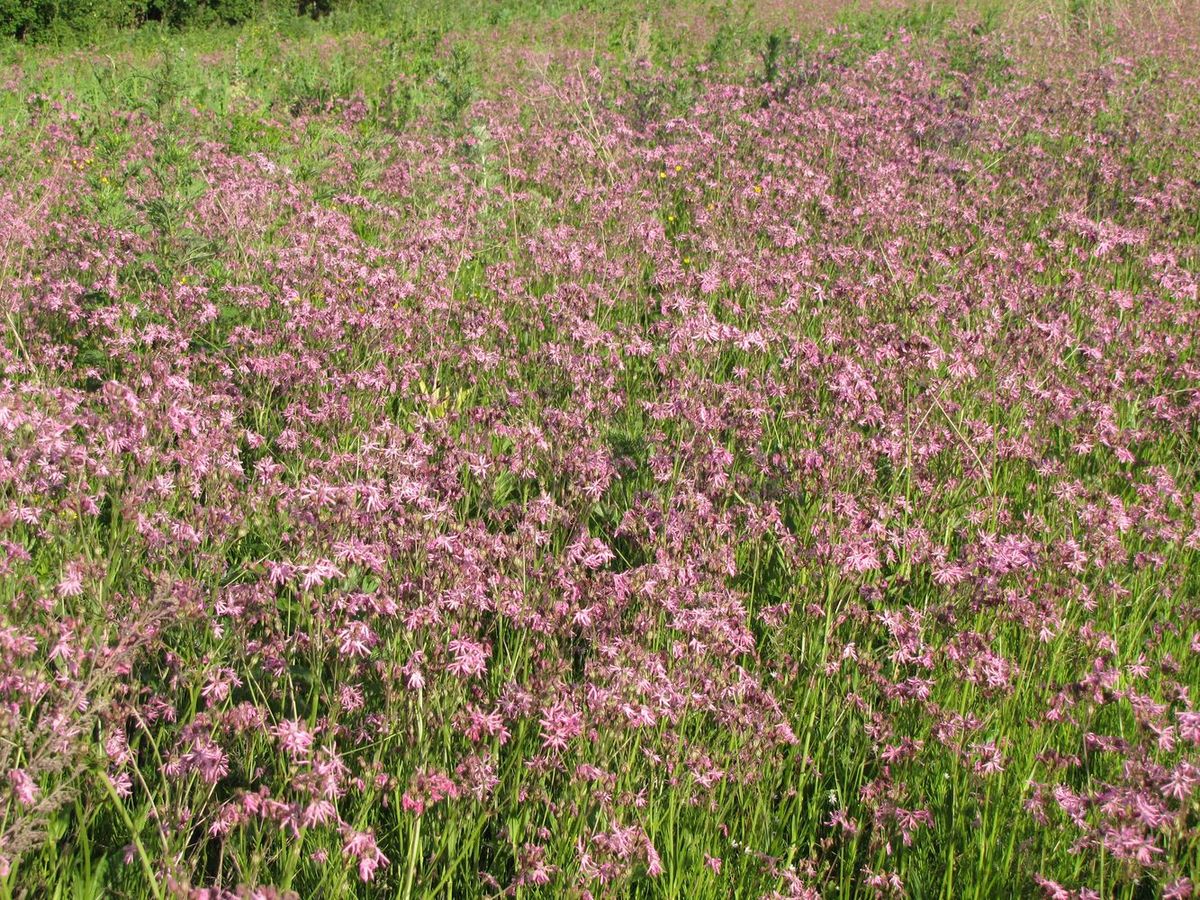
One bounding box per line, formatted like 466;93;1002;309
147;0;302;28
0;0;337;42
0;0;37;38
0;0;147;40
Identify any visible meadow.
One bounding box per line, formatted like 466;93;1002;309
0;0;1198;896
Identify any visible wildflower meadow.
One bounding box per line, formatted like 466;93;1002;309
0;0;1198;896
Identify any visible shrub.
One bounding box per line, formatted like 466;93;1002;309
0;0;336;42
0;0;147;41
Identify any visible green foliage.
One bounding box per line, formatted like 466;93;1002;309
0;0;144;41
0;0;37;38
0;0;331;43
703;0;753;70
434;40;477;121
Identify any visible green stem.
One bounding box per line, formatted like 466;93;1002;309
100;771;163;900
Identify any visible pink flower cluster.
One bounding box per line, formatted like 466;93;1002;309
1;4;1199;897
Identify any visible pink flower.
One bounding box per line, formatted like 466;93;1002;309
539;702;583;752
336;620;376;658
274;720;315;759
445;638;489;678
7;768;38;806
342;828;388;882
56;563;84;598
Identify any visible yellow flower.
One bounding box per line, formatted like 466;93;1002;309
674;164;682;172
